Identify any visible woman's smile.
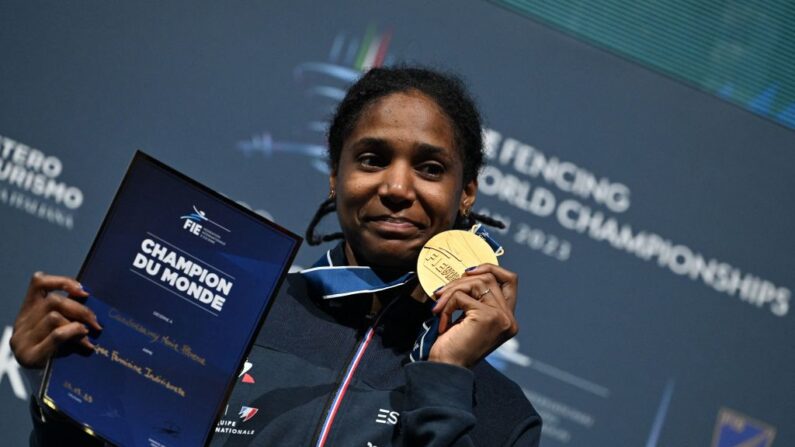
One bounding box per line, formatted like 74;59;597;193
364;214;425;237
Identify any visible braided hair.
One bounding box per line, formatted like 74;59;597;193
306;65;505;246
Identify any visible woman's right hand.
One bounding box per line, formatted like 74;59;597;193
10;272;102;369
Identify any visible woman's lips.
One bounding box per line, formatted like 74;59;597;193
366;216;422;236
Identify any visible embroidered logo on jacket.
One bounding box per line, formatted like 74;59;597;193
239;360;255;383
375;408;399;425
239;406;259;423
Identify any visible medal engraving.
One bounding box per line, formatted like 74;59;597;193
418;229;499;298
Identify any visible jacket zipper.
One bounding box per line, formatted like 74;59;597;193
311;298;398;447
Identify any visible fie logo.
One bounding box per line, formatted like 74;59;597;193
181;206;209;235
180;205;229;245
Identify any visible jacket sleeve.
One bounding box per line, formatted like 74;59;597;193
398;361;476;446
502;413;542;446
397;362;541;447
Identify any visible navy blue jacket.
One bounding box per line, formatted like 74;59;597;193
31;246;541;446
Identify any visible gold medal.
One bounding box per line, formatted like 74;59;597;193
417;228;499;299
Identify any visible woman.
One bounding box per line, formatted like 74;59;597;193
12;66;541;446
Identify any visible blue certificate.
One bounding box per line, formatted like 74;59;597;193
41;152;301;447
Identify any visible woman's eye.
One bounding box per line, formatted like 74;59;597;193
358;154;385;168
417;163;445;178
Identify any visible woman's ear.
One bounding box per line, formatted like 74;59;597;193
460;178;478;214
329;171;337;198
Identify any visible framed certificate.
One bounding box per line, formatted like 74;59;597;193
40;151;301;447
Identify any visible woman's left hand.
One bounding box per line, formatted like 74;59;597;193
428;264;519;368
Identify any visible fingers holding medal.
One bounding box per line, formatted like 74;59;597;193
418;228;520;368
464;263;519;312
432;267;517;334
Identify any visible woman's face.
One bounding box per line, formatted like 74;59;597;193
331;90;477;269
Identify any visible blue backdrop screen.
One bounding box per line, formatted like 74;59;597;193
0;1;791;446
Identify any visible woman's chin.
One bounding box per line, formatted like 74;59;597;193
367;249;418;270
347;241;420;271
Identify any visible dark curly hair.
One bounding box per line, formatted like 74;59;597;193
328;66;484;184
306;65;503;245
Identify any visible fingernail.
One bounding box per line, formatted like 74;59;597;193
433;286;443;294
465;266;478;272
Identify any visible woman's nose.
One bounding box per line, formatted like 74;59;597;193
378;163;416;205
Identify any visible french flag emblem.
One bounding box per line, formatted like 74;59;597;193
239;406;259;422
